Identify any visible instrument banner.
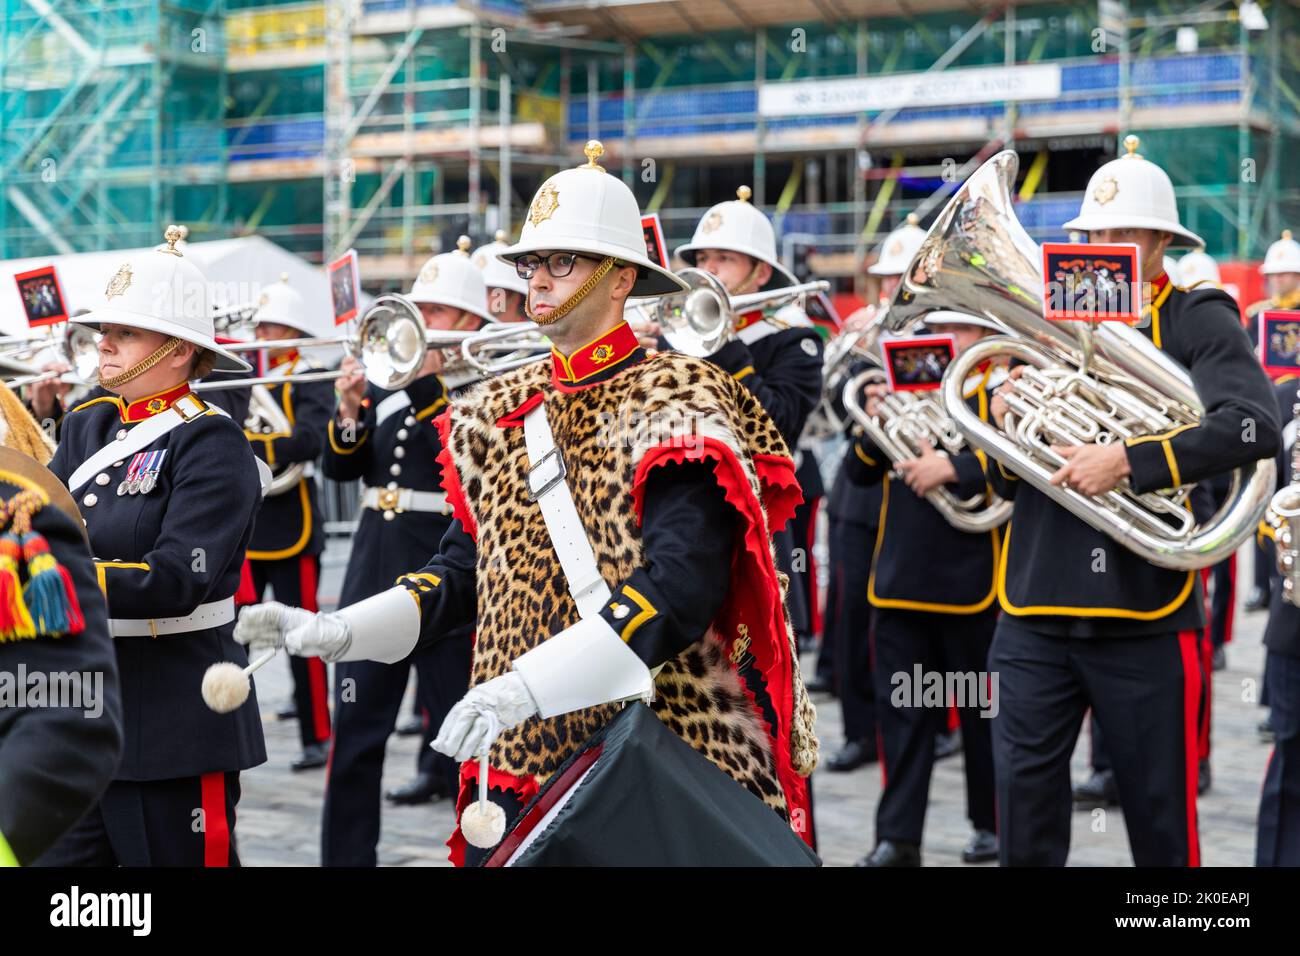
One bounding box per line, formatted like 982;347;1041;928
14;265;69;328
640;213;668;270
1260;310;1300;376
1041;242;1141;324
881;333;955;393
328;249;360;326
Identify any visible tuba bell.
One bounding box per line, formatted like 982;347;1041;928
886;149;1275;571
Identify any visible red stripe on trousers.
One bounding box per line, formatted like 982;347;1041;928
235;559;256;607
1198;630;1212;761
1223;554;1236;644
805;497;822;637
299;557;331;741
1177;630;1203;867
200;772;230;867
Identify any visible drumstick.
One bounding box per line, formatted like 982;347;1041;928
201;649;277;714
461;716;507;850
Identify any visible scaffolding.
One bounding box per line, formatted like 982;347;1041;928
0;0;232;259
3;0;1298;293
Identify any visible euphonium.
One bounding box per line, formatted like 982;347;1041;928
886;149;1275;571
837;308;1011;534
1268;387;1300;604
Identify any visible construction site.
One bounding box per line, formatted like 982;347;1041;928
2;0;1297;309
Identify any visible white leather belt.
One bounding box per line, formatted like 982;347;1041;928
360;486;450;515
523;399;611;619
109;597;236;638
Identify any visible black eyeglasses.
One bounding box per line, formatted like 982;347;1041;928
514;252;591;280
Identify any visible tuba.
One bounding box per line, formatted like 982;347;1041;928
886;150;1274;571
1267;385;1300;604
246;384;305;496
837;307;1012;534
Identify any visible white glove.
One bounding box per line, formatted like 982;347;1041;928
432;673;539;763
234;601;353;662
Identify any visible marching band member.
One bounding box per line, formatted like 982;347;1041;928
1246;232;1300;615
674;186;825;666
823;216;926;772
1256;377;1300;865
473;230;531;323
319;237;490;865
39;227;266;866
986;139;1279;866
237;142;817;866
0;411;121;866
1246;230;1300;348
238;275;335;772
847;311;1002;866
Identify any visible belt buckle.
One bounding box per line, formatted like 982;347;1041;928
526;447;567;502
377;488;402;512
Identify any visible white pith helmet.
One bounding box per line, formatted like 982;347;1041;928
1178;248;1221;287
1063;135;1203;248
408;236;494;324
74;225;251;373
1261;230;1300;276
675;184;796;290
499;141;687;298
869;214;927;277
471;231;529;296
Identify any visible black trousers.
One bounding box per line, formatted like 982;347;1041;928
1258;650;1300;866
990;619;1201;866
825;518;878;743
247;555;331;749
37;772;241;867
870;606;997;845
321;635;473;866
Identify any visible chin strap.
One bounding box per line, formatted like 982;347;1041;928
527;256;617;326
730;260;766;297
99;336;184;391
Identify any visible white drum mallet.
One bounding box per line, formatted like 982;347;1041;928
202;649;278;714
460;715;507;849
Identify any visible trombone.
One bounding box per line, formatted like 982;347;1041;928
194;294;550;393
4;324;102;390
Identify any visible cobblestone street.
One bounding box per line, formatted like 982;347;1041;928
238;541;1274;867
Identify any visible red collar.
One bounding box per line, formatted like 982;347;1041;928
734;309;765;333
551;322;640;387
1150;272;1171;296
267;349;299;370
120;383;194;423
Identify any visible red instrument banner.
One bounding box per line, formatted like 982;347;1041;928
1041;242;1141;324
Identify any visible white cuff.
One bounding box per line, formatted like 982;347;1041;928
512;616;654;719
335;586;421;664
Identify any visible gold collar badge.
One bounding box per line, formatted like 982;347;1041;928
106;263;133;299
591;343;614;364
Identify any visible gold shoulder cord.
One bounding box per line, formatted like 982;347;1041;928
527;256;617;326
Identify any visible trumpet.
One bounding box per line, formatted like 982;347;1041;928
5;324;102;390
1267;387;1300;604
630;268;830;357
835;309;1012;534
886;149;1274;571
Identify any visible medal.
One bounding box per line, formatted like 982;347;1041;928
117;480;130;496
125;450;166;497
140;473;156;494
